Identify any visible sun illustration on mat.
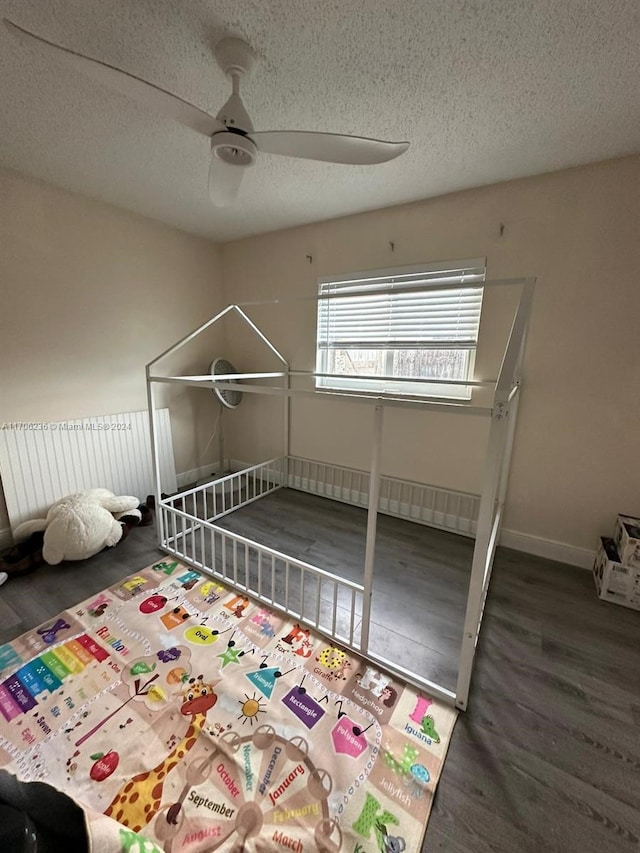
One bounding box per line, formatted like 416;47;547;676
238;692;267;726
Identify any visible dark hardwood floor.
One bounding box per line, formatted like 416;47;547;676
214;489;471;691
1;489;639;852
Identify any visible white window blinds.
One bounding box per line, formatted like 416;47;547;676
317;260;486;352
315;258;486;399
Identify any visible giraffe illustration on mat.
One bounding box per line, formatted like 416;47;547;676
104;675;219;832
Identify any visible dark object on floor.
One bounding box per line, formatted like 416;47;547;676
0;532;45;577
137;501;154;526
119;501;154;538
0;769;88;852
146;492;184;512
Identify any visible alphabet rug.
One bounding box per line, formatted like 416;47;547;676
0;559;457;852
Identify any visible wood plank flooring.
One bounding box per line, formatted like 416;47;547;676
214;490;472;690
1;488;638;852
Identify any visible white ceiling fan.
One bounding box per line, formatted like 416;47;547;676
3;19;410;207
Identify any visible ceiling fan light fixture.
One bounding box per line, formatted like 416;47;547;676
210;130;256;168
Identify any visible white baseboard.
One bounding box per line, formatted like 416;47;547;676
176;460;245;489
177;464;214;489
0;527;12;550
499;528;594;570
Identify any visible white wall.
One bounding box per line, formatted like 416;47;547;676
0;168;225;533
220;155;640;566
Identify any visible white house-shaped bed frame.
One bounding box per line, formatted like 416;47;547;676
146;276;535;711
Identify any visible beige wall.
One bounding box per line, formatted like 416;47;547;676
0;168;225;530
220;155;640;562
2;157;638;563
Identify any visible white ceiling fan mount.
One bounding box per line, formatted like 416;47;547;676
3;19;410;208
214;36;257;83
213;37;256;133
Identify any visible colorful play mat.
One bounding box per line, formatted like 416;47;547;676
0;559;457;852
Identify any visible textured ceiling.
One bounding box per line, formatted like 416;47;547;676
1;0;639;242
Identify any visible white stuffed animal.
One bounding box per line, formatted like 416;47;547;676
13;489;142;565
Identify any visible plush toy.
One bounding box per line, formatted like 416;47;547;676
12;489;147;566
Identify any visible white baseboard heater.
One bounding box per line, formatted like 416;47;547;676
0;409;177;533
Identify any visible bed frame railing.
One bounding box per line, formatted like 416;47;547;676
287;455;480;536
162;458;285;525
169;455;480;536
155;456;480;705
160;501;364;649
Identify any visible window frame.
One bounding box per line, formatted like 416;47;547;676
315;258;486;400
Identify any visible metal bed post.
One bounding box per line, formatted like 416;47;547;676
455;277;535;710
492;278;535;516
455;400;509;710
284;368;290;489
360;402;384;654
145;365;165;548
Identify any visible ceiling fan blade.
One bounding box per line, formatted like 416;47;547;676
208;154;244;207
3;18;223;137
250;130;409;165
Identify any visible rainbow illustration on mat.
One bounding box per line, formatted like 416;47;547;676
0;560;457;852
0;631;108;722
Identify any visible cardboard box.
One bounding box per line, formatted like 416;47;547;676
593;537;640;611
613;514;640;568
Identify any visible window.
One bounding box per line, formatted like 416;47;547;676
315;258;486;399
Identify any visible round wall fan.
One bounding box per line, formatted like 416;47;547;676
3;19;410;207
210;357;242;409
